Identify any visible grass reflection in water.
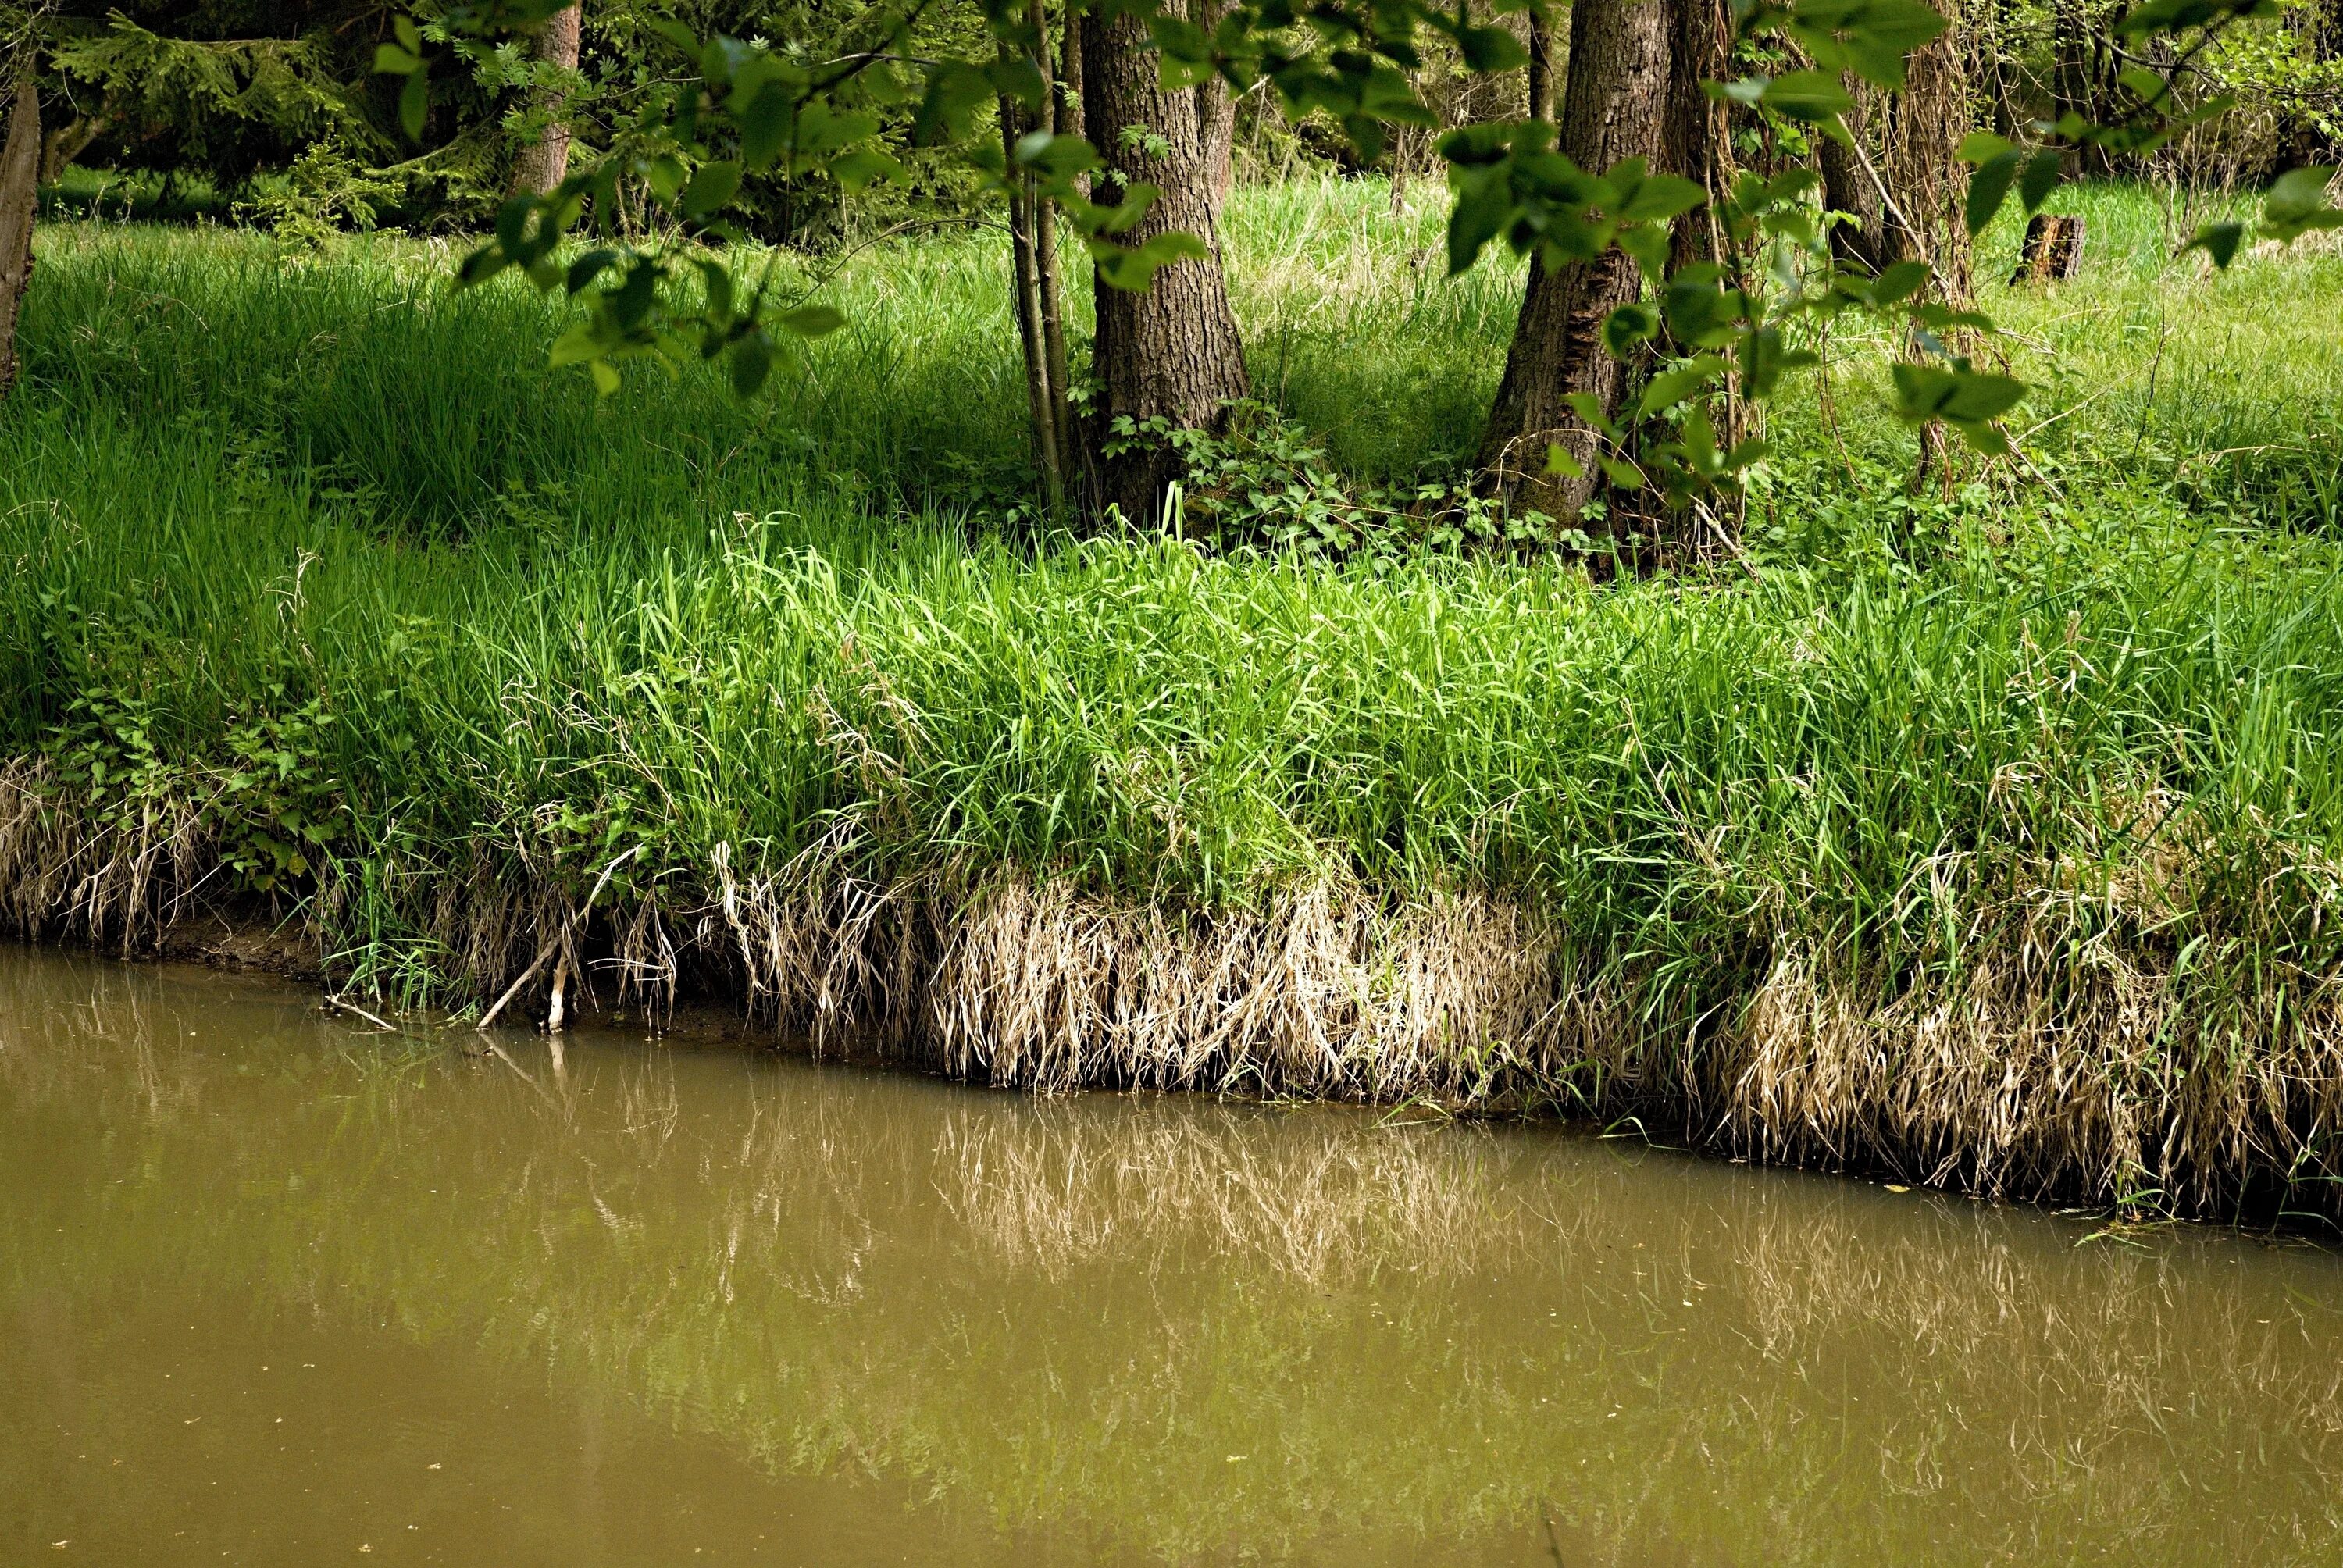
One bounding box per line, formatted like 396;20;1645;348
3;948;2340;1566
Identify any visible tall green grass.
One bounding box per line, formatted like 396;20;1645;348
4;180;2342;1213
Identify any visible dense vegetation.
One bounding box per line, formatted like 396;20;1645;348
2;178;2340;1220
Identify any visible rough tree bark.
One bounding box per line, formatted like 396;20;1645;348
1474;0;1672;525
1881;0;1974;489
1527;5;1557;121
1081;1;1250;522
1816;77;1890;272
1661;0;1747;551
1883;4;1973;300
1196;0;1237;215
1664;0;1731;270
1;66;39;402
508;3;583;196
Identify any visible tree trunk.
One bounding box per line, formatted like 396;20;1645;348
1816;76;1889;272
1004;92;1065;504
1883;2;1972;301
1474;0;1672;526
1;68;39;402
1661;0;1746;552
1883;0;1974;489
1081;2;1250;522
40;112;103;187
1664;0;1731;271
1196;0;1237;216
1036;2;1073;472
1527;7;1558;121
508;3;583;197
2051;0;2099;176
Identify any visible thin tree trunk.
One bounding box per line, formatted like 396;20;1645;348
1036;0;1072;472
1985;0;2018;141
1474;0;1672;526
1527;6;1557;120
1004;88;1065;504
509;3;583;196
2052;0;2095;176
0;67;39;403
1059;6;1087;198
1081;0;1250;522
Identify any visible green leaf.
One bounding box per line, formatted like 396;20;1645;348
693;257;734;322
1761;70;1853;123
2266;166;2340;227
984;54;1047;112
1956;131;2015;165
1598;455;1647;490
374;43;420;75
644;155;686;205
548;321;603;367
681;161;741;218
1544;442;1585;479
1092;230;1209;290
1564;392;1621;440
828;149;907;191
1614;170;1707;223
738;83;795;169
398;69;428;142
645;18;700;54
2186;220;2245;268
2019;149;2062;215
565;248;619;294
1638;355;1727;417
1457;25;1529;73
1011;130;1099;180
1939;369;2027;422
915;61;993;144
774;303;844;337
590;359;621;397
1870;258;1930;305
1617;222;1672;282
1446;166;1514;276
730;333;773;396
2117;64;2166;105
1798;0;1950;87
1964;148;2021;235
1891;362;1955;419
1603;303;1660;357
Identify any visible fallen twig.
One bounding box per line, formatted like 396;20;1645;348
478;935;560;1031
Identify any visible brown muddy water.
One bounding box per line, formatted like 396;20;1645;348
4;948;2341;1566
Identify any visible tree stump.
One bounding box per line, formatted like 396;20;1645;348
2010;215;2087;284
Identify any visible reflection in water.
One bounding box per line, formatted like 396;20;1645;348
3;947;2341;1566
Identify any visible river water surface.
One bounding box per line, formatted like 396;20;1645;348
4;946;2341;1565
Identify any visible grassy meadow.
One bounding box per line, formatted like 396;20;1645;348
3;178;2343;1217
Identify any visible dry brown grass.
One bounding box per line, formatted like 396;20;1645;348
8;763;2343;1219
